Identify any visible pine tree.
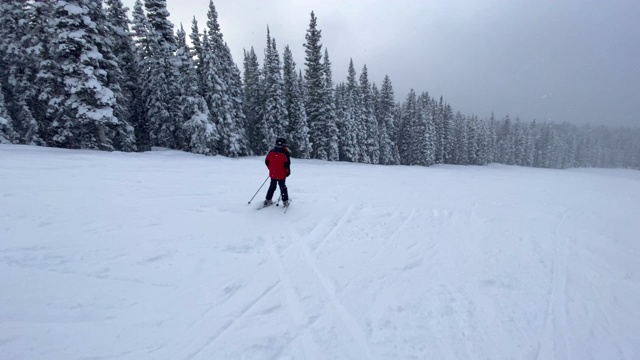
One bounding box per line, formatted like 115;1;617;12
44;0;133;150
282;45;310;158
25;1;57;145
303;11;325;159
204;1;249;156
143;0;182;149
377;75;400;164
467;115;480;165
452;112;469;164
441;103;454;164
512;117;526;165
335;82;357;162
104;0;139;151
258;28;288;153
496;115;515;164
223;40;251;156
415;92;436;166
0;1;41;145
0;87;16;143
175;24;218;155
130;0;152;149
360;65;380;164
397;90;417;164
243;47;262;153
347;59;368;162
321;49;339;161
477;115;493;165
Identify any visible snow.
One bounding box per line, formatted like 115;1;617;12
62;3;86;16
1;144;639;360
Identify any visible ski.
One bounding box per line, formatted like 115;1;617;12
257;202;275;210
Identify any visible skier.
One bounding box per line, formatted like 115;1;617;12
264;138;291;207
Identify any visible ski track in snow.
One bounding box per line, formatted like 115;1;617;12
1;145;640;360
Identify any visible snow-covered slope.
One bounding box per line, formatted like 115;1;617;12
1;144;639;360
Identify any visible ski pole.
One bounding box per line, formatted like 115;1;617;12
248;176;270;204
276;193;282;207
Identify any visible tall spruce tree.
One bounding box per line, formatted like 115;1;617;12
29;1;58;145
496;115;515;165
320;49;340;161
377;75;400;164
0;87;16;143
105;0;139;151
222;40;251;156
346;59;365;162
303;11;325;159
452;112;469;164
0;1;41;145
258;29;287;153
243;47;262;153
143;0;182;149
335;82;357;162
360;65;380;164
44;0;132;150
415;92;436;166
175;24;218;155
397;90;416;164
204;0;250;156
282;45;311;158
130;0;152;149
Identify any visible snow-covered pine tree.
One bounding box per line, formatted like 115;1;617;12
130;0;153;150
346;59;368;163
221;41;252;156
321;49;339;161
0;86;16;143
396;90;416;165
303;11;326;160
0;1;41;145
467;115;480;165
512;117;526;166
335;83;355;162
143;0;182;150
334;83;346;157
203;1;249;157
371;82;380;123
175;24;218;155
441;102;454;164
477;114;494;165
452;112;469;165
27;1;58;145
258;29;288;153
282;45;310;158
104;0;139;151
534;122;554;168
44;0;133;150
432;97;444;164
359;65;380;164
377;75;400;164
243;47;262;153
415;92;436;166
523;120;537;167
496;115;515;165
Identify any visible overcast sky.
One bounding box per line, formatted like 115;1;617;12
122;0;640;127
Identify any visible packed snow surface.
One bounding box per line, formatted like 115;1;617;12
1;144;639;360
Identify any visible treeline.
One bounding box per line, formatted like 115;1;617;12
0;0;638;169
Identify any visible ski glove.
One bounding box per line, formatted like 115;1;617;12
286;170;291;177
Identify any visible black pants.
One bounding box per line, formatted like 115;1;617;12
266;178;288;201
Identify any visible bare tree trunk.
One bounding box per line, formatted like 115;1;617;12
97;123;111;151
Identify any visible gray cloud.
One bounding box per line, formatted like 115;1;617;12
123;0;640;127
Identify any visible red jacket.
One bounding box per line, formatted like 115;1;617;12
265;146;291;180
